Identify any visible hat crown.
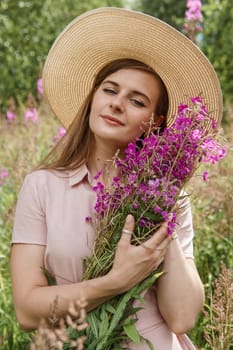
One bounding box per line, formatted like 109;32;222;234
43;7;222;130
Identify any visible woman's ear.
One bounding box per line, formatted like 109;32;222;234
154;115;165;127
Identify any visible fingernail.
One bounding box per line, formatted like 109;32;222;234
126;214;133;224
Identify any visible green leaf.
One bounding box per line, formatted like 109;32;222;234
130;293;146;304
145;210;159;221
99;308;110;337
143;336;155;350
105;303;116;314
86;311;100;338
122;306;143;319
86;272;163;350
123;318;141;344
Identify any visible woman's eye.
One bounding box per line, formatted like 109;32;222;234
131;99;146;107
103;88;116;94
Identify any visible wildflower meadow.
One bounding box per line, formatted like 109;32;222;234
0;94;233;349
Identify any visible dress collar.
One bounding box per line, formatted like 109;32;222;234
68;164;94;187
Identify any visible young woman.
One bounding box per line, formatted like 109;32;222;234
11;8;222;350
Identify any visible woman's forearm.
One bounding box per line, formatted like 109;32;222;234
11;243;122;331
156;239;204;334
15;273;119;331
11;220;171;331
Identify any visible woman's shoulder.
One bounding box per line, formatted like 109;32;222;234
23;164;88;190
23;169;68;189
26;168;61;180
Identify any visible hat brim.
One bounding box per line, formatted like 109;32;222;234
43;7;222;130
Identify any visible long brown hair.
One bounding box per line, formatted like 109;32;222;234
38;59;169;171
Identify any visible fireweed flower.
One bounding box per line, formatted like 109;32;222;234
85;216;92;223
201;139;227;164
178;103;190;115
6;110;17;123
53;127;66;143
202;171;209;181
84;96;226;278
81;97;226;349
37;78;43;96
183;0;203;42
24;108;38;123
185;0;203;22
191;96;202;104
0;169;9;186
93;170;102;180
191;129;202;140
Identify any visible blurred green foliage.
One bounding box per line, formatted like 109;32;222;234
1;0;233;111
187;140;233;348
132;0;186;30
0;105;61;349
201;0;233;105
0;0;123;112
133;0;233;105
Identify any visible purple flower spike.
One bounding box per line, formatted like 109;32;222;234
91;96;226;243
202;171;208;182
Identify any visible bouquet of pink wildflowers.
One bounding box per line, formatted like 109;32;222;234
83;97;226;279
70;97;226;349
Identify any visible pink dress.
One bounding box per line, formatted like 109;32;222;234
12;166;196;349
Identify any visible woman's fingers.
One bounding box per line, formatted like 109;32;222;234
120;216;170;250
113;217;172;290
144;222;170;249
120;214;135;242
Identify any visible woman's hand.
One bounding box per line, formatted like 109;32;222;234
10;215;169;330
10;215;170;330
108;214;171;293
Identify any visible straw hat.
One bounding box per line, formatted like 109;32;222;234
43;7;222;129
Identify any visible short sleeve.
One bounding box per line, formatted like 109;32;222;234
176;194;194;259
12;173;47;245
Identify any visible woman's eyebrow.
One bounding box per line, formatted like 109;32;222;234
102;80;151;103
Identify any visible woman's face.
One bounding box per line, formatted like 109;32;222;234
89;68;162;149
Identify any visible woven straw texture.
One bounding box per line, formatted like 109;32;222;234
43;7;222;129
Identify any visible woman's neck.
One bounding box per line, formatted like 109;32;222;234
87;139;124;186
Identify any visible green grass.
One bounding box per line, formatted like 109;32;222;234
0;103;60;349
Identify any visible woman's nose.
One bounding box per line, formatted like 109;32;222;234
110;95;124;112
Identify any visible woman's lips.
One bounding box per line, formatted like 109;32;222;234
101;115;125;126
